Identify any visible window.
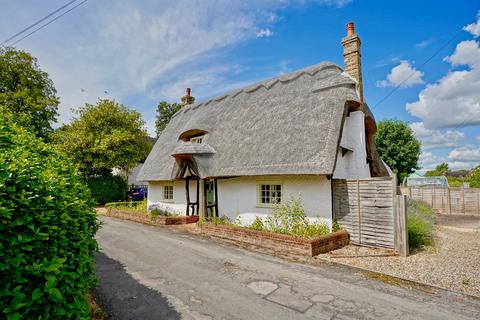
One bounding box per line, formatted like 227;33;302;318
257;182;282;206
163;185;173;201
190;136;203;143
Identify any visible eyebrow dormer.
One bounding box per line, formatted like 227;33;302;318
178;129;208;142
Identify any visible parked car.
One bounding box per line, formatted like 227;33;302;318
127;186;147;201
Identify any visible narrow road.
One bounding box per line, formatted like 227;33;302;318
94;217;480;320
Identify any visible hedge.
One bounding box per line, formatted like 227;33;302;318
86;174;126;205
0;112;99;319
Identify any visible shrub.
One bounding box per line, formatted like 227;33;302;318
407;200;434;250
0;112;99;319
246;199;330;238
86;174;126;205
150;208;171;217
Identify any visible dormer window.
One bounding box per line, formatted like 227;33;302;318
179;129;208;142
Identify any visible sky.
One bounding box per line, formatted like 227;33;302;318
1;0;479;173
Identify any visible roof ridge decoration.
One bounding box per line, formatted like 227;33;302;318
177;62;343;116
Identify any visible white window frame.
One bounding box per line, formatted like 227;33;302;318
190;136;204;143
257;181;282;207
163;185;174;202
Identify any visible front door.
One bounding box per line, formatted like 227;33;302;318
204;179;218;218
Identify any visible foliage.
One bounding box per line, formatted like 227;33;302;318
375;119;421;183
105;200;147;214
424;163;449;177
0;112;98;319
468;167;480;188
245;199;330;238
86;174;127;205
155;101;182;137
209;215;233;225
52;99;150;177
249;216;265;231
447;176;465;187
407;200;434;250
0;47;59;140
150;208;173;217
332;219;341;232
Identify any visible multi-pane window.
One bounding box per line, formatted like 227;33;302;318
258;183;282;205
190;136;203;143
163;185;173;201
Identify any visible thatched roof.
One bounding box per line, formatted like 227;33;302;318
138;61;384;181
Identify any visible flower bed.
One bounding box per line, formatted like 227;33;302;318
105;209;199;225
200;223;349;257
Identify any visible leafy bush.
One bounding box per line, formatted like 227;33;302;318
246;199;329;238
407;200;434;250
86;174;126;205
150;208;172;217
0;112;99;319
105;200;147;214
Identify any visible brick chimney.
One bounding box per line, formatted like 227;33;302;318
181;87;195;105
341;22;364;103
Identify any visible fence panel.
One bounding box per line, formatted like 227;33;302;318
400;186;480;215
332;177;406;253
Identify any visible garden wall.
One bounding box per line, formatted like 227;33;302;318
200;223;349;257
106;209;199;225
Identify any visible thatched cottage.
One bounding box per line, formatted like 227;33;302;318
137;22;389;227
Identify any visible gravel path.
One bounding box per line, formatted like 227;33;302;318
316;227;480;297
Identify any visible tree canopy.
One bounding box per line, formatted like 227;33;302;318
155;101;182;137
424;163;449;177
52;99;150;176
0;47;59;140
375;119;421;183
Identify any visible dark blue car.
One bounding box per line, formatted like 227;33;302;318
127;186;147;201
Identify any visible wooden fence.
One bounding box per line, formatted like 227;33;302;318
333;177;408;255
400;186;480;215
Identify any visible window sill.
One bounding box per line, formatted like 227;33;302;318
162;199;174;203
256;204;277;209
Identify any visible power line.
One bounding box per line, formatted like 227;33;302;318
1;0;79;46
371;28;465;111
2;0;88;47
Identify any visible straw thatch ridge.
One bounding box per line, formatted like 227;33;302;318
138;61;378;181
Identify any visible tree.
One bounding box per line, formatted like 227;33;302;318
155;101;182;137
425;163;449;177
0;47;59;140
469;167;480;188
0;110;98;319
53;99;150;177
375;119;421;183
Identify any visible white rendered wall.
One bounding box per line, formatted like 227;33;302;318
148;175;333;226
333;111;371;179
217;175;332;223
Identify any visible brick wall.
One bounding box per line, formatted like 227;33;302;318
200;224;349;257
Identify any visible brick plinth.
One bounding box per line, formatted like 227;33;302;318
200;224;349;257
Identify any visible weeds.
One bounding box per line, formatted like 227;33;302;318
407;200;434;250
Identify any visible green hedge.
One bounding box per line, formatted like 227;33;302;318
86;174;126;205
0;112;99;319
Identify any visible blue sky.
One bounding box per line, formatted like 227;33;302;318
1;0;479;172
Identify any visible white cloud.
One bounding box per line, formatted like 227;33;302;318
448;146;480;162
477;136;480;143
256;28;273;38
464;11;480;37
415;38;434;49
376;60;424;88
410;122;465;150
0;0;352;134
406;39;480;129
417;151;475;172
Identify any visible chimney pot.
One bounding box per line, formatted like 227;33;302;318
346;22;355;37
186;87;191;97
